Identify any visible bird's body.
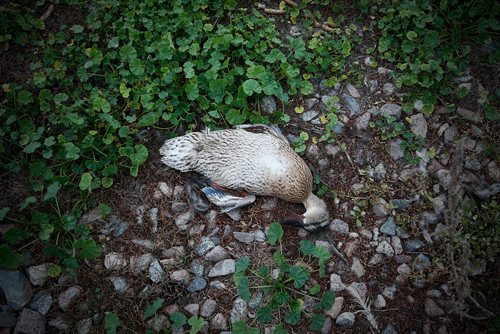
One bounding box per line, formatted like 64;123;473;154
160;125;329;230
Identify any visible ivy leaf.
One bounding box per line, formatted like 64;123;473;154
208;78;227;103
43;181;60;201
247;65;267;81
137;111;161;127
232;321;259;334
300;80;313;95
188;316;204;334
73;239;102;259
256;306;272;323
267;222;283;245
104;312;120;334
143;298;164;320
79;173;93;191
242;79;261;96
170;312;187;328
288;266;310;289
18;90;34;105
0;245;23;269
130;144;148;166
309;314;326;331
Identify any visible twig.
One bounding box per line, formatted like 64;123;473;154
256;3;285;15
284;0;298;7
306;12;334;32
40;0;59;21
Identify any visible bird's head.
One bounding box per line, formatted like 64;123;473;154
281;193;330;231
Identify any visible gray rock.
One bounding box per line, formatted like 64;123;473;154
377;240;394;257
364;56;375;67
108;276;128;294
190;261;205;277
129;253;154;273
201;299;217;318
162;246;185;258
101;215;128;237
487;161;500;181
378;67;393;75
382;285;397;300
465;158;481;171
27;264;50;286
174;210;193;230
336;312;355;328
443;126;457;145
184;303;200;316
211;313;228;330
395;255;412;264
355;112;371;131
14;308;45;334
380;217;397;236
171;201;188;213
412;254;432;271
208;259;235;277
333;122;345;134
436;169;451;190
204;246;229;262
374;163;387;180
252;230;266;242
427;289;442;298
209;281;226;289
425;298;445;317
195;237;216;256
305;98;318;109
30;290;53;315
104;252;127;270
306;144;319;160
260;96;277;115
375;103;402;119
383;83;396;95
351;257;365;277
329;274;345;291
347;83;361;98
0;306;17;327
325;144;340;156
321;316;332;334
382;323;398;334
368;253;384;266
147;315;169;332
131;239;154;250
58;285;82;311
404;239;425;252
413;99;424;112
230;297;248;323
0;270;31;310
187;277;207;292
342;93;361;115
373;198;389;217
233;231;255;244
79;207;103;224
158;182;173;197
76;318;93;334
325;296;344;319
149;260;166;283
388;139;404;160
421;212;438;226
410;113;427;138
302;110;319;122
457;107;482;123
48;316;69;331
173;185;185;198
170;270;190;284
374;294;386;308
262;198;278;210
329;219;349;234
248;290;264;309
392;236;403;255
432;195;447;216
150;207;159;233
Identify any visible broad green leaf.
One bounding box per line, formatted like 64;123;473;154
273;324;288;334
242;79;261;96
232;320;259;334
170;312;187;328
288;37;306;59
79;173;92;191
70;24;84;33
208;78;227;103
300;80;313;95
0;245;23;269
64;142;81;160
309;314;326;331
104;312;120;334
299;240;316;256
99;203;112;217
23;141;41;154
313;245;331;263
120;44;137;60
54;92;68;104
235;256;250;273
235;275;251;301
18;195;35;211
247;65;267;81
18;90;34;105
143;298;164;320
39;223;54;241
119;83;130;98
130;58;145;76
288;266;310;289
284;307;301;325
256;306;272;323
188;316;204;334
93;97;111;113
43;181;60;201
130;144;148;165
102;177;113;188
406;31;417;40
314;290;335;310
267;222;283;245
309;283;321;295
137;111;161;127
225;109;246;125
73;239;102;259
185;80;199;100
47;264;61;277
0;207;9;221
108;37;119;48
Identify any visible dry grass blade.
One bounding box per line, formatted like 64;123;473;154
346;284;378;331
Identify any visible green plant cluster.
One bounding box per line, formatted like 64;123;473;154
232;223;334;333
362;0;500;113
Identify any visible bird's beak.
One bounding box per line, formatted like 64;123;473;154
280;215;305;227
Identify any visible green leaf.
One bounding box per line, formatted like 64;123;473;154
108;37;119;48
309;314;326;331
256;306;272;323
93;97;111;113
235;275;251;301
99;203;112;217
47;264;61;277
0;207;9;221
130;58;145;76
188;316;204;334
137;111;161;127
170;312;187;328
273;324;288;334
23;141;41;154
299;240;316;256
242;79;261;96
314;290;335;310
300;80;313;95
79;173;93;191
104;312;120;334
288;37;306;59
284;306;302;325
120;44;137;60
70;24;84;33
0;245;23;269
39;223;54;241
288;266;310;289
247;65;267;81
406;31;417;40
130;144;148;166
119;83;130;98
185;80;199;100
232;320;259;334
225;109;246;125
267;222;283;245
208;78;227;103
309;283;321;295
73;239;102;259
20;196;36;211
64;142;81;160
341;40;351;56
18;90;34;105
43;182;60;201
143;298;164;320
235;256;250;273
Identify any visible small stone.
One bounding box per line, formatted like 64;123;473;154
252;230;266;242
27;264;50;286
413;99;424;112
170;270;190;284
233;231;255;244
382;323;399;334
262;198;278;210
210;281;226;289
14;308;45;334
342;93;361;115
373;198;389;217
208;259;236;277
383;83;396;95
325;296;344;319
374;294;386;308
171;201;188;213
76;318;92;334
321;316;332;334
329;219;349;234
380;217;397;236
108;276;128;294
187;277;207;292
201;299;218;318
147;315;169;332
432;195;447;216
392;236;403;255
190;261;205;277
129;253;154;273
231;297;248;323
465;158;481;171
163;246;185;258
101;215;128;237
395;255;412;264
173;185;185;198
457;107;483;123
487;161;500;181
368;253;384;266
364;56;375;67
375;103;402;119
150;208;159;233
149;260;166;283
204;246;229;262
184;303;200;316
382;285;397;300
443;126;457;145
404;239;425;252
374;163;387;179
355;112;371;131
306;144;320;160
325;144;340;156
347;83;361;98
302;110;319;122
336;312;355;328
175;211;193;230
58;285;82;311
412;254;431;271
211;313;228;330
378;67;392;75
260;96;277;115
410;113;427;138
48;316;69;331
30;290;53;316
158;182;173;197
104;252;127;270
131;239;154;250
195;237;216;256
436;169;451;190
376;240;394;257
360;229;373;240
397;263;411;276
427;289;442;298
388;139;404;160
425;298;445;317
329;274;345;291
79;207;103;224
351;257;365;277
248;290;264;309
0;270;31;310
